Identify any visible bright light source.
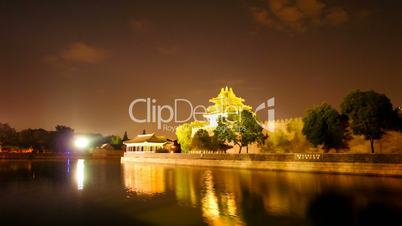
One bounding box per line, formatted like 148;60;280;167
74;136;90;149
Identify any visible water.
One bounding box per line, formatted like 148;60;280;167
0;159;401;226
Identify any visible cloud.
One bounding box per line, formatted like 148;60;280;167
250;0;356;33
296;0;325;24
251;7;283;31
129;19;153;32
326;7;349;26
155;46;179;55
46;42;108;65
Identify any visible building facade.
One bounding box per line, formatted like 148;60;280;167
124;133;167;152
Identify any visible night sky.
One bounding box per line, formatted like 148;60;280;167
1;0;401;138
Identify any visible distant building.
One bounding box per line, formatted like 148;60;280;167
123;133;167;152
203;86;251;128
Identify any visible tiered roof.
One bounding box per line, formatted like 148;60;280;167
124;133;167;144
206;86;251;114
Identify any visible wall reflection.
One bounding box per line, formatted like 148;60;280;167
201;170;244;226
122;163;166;195
121;163;402;226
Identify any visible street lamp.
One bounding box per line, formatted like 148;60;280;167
74;136;90;150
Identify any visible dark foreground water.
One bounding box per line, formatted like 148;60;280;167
0;160;401;226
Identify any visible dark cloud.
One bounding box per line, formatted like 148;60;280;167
46;42;108;64
129;19;154;32
326;7;349;26
250;0;356;33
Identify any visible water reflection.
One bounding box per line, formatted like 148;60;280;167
1;161;401;225
75;159;85;190
122;163;165;195
122;163;402;226
201;170;244;226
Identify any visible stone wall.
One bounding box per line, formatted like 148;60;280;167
122;153;402;176
123;152;402;163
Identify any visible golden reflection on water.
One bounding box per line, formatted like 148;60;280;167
122;163;165;195
174;168;198;207
201;170;245;226
121;163;402;225
75;159;85;190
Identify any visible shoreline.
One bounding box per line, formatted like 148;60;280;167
121;152;402;177
0;152;123;160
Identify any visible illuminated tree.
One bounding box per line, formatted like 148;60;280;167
111;135;122;146
191;129;211;151
211;118;237;152
341;90;395;153
303;103;345;151
235;110;265;153
176;121;208;153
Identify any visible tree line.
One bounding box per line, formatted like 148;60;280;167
302;90;402;153
0;124;123;153
177;110;266;153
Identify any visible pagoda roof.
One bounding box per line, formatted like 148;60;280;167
123;133;167;144
207;86;252;114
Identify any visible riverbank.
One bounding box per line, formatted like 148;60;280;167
121;152;402;176
0;150;123;160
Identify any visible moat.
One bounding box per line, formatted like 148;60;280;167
0;159;401;226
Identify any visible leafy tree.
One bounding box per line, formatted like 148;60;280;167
265;129;290;152
211;118;237;152
111;135;122;149
191;129;211;151
17;128;52;152
302;103;345;151
235;110;265;153
31;129;52;152
54;125;74;153
341;90;395;153
0;123;17;147
18;129;34;149
391;107;402;132
176;121;208;153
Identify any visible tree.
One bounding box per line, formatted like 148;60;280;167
191;129;211;151
341;90;395;153
211;118;237;152
54;125;74;153
0;123;17;147
110;135;122;149
235;110;265;153
397;108;402;132
122;131;129;141
302;103;345;151
31;129;52;152
210;118;237;152
176;121;208;153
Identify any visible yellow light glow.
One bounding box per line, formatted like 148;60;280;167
122;163;165;195
74;136;90;149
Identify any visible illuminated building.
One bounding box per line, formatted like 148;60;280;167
123;133;167;152
203;87;251;128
